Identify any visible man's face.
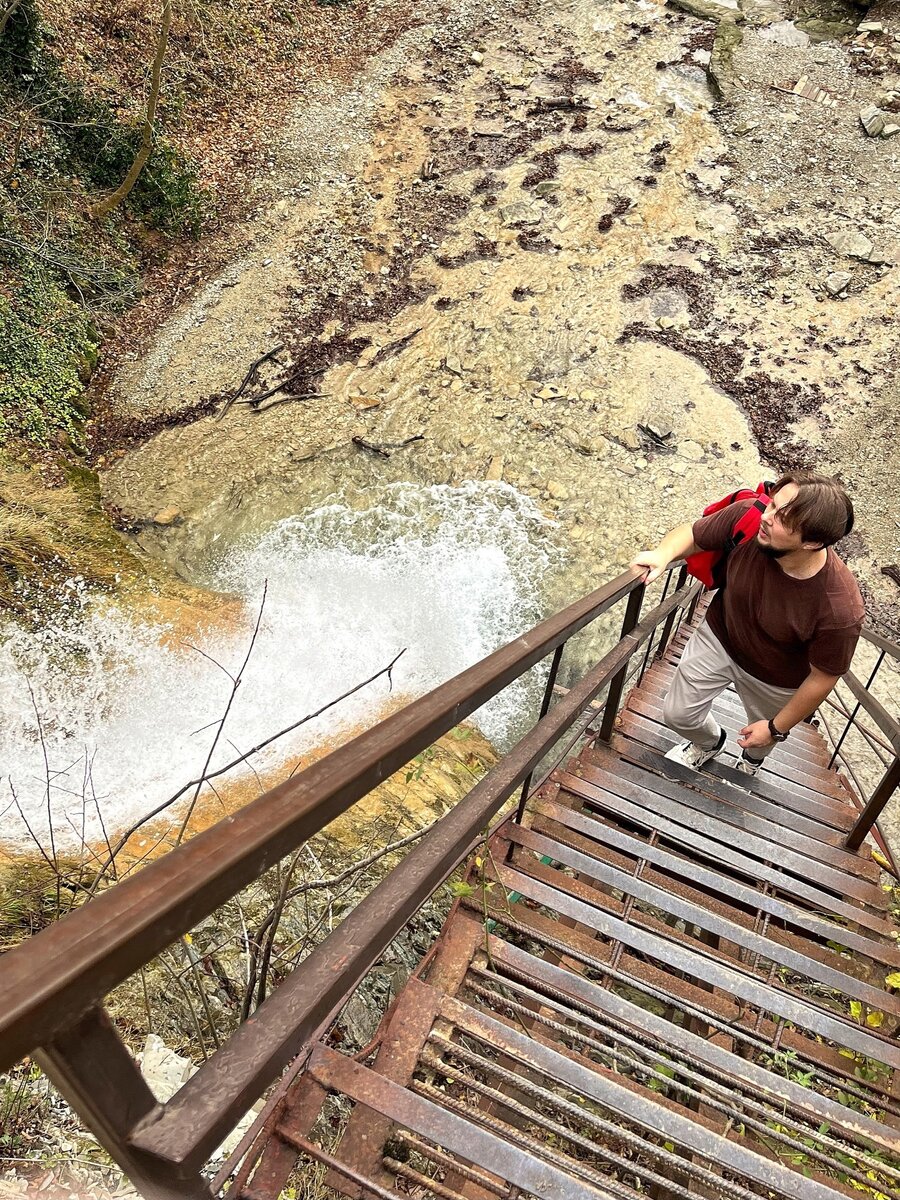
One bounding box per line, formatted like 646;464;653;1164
757;483;816;557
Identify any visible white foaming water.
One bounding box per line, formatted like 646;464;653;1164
0;482;564;850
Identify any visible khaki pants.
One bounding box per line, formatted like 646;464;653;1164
663;620;796;760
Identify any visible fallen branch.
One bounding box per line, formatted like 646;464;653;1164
352;435;391;458
369;327;422;367
528;96;591;114
252;392;329;413
216;344;284;422
352;433;424;458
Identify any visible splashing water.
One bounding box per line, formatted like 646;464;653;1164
0;482;565;850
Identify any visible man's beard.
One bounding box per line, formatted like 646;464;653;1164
759;542;790;559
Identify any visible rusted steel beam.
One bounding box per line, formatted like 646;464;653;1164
553;768;892;935
594;743;882;886
597;581;645;742
626;694;833;777
620;711;848;806
578;753;881;904
477;941;900;1158
434;992;853;1200
493;863;900;1066
306;1045;616;1200
128;633;643;1170
508;823;900;1016
477;898;900;1115
35;1007;211;1200
0;569;645;1071
274;1127;401;1200
532;794;900;968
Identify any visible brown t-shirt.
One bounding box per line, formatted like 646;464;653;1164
692;500;865;688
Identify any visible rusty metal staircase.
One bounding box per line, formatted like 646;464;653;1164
227;622;900;1200
2;568;899;1200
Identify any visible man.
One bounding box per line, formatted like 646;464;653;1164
631;472;864;776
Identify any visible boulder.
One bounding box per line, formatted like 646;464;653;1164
825;230;874;261
707;21;744;102
152;506;182;527
824;271;852;297
758;21;810;48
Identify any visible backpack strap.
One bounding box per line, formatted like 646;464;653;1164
713;496;768;587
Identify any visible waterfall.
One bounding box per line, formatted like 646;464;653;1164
0;481;564;850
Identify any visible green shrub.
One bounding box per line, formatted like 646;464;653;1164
0;266;99;445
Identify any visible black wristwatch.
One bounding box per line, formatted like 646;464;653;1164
768;719;789;743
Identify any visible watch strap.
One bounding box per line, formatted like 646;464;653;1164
768;718;788;742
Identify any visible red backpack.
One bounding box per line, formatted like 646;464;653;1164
685;482;771;589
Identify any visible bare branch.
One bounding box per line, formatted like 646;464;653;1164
26;679;57;897
173;582;269;849
92;644;405;885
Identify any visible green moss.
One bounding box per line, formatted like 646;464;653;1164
0;266;99;445
708;20;744;102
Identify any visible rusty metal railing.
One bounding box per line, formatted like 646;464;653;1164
819;627;900;855
0;564;699;1199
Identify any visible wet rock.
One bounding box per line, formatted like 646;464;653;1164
824;271;852;297
500;202;541;228
152;506;182;526
825;230;874;261
472;118;506;137
871;239;899;266
639;420;674;447
667;0;742;24
860;105;888;137
798;18;856;41
562;428;606;456
758;21;809;48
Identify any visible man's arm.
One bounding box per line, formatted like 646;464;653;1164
738;665;841;752
631;523;700;584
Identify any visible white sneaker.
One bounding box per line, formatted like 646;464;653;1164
734;753;764;777
664;727;726;771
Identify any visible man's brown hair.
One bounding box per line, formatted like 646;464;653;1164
770;472;854;547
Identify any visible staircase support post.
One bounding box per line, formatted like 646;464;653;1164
845;757;900;853
36;1006;213;1200
597;583;645;744
512;642;565;828
655;566;688;660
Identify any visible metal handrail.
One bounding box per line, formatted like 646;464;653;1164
831;643;900;854
0;565;664;1071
